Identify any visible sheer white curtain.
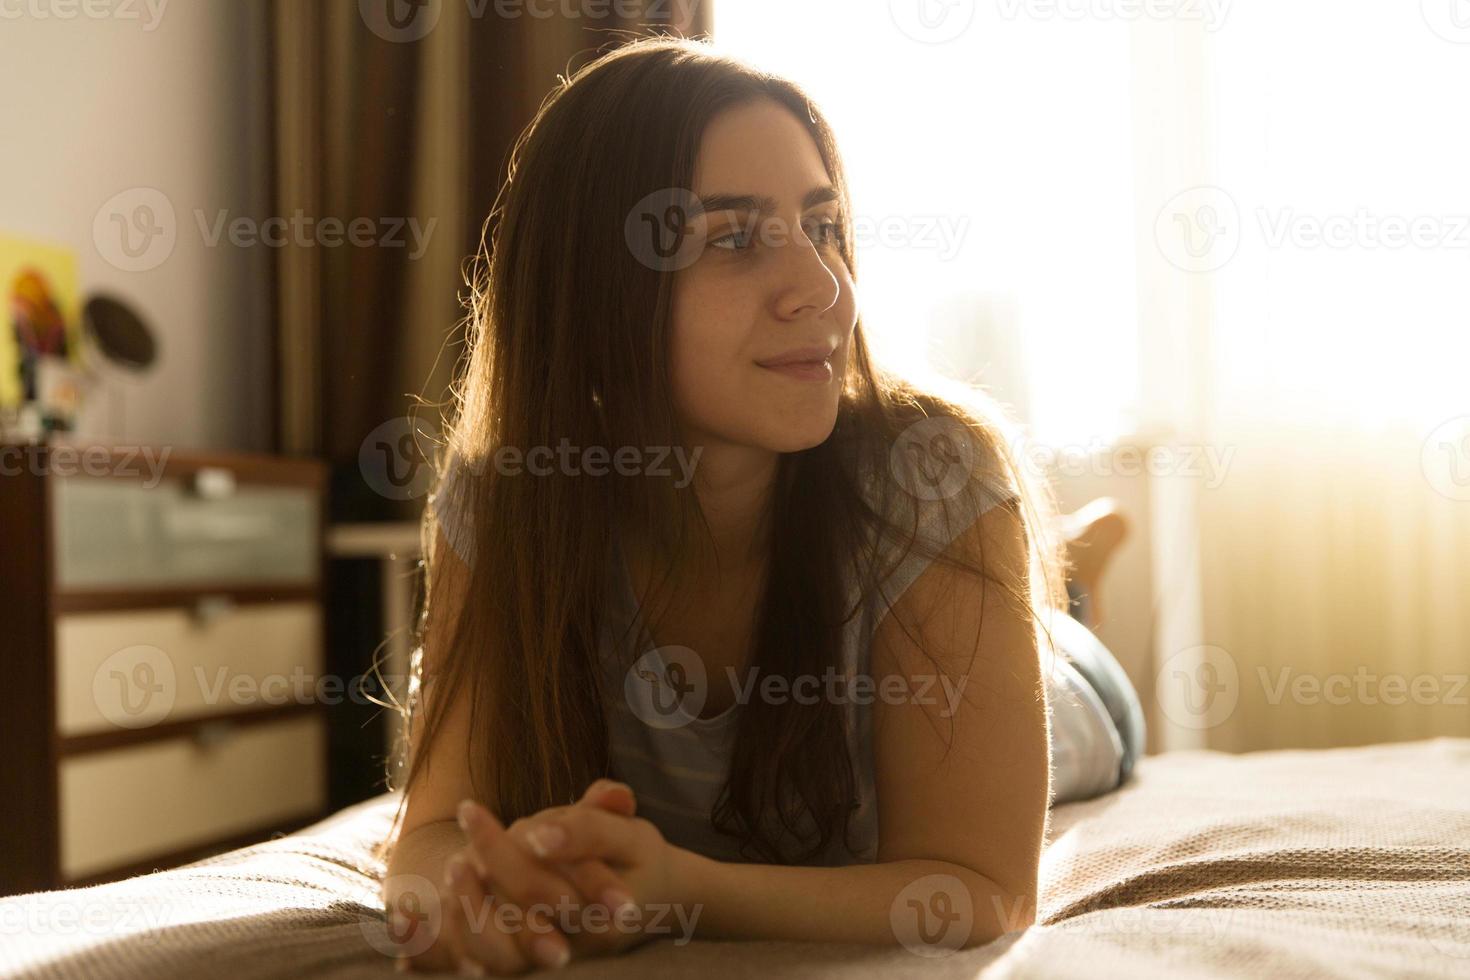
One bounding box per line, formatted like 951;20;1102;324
714;2;1470;752
1181;4;1470;751
713;3;1140;448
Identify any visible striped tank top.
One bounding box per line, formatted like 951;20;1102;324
429;448;1128;866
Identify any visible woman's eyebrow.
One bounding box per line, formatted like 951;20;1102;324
692;184;839;218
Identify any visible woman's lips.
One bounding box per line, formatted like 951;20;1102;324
758;358;833;382
755;343;837;383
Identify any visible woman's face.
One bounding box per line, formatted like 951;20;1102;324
668;98;859;455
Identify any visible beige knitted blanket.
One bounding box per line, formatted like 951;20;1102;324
4;738;1468;978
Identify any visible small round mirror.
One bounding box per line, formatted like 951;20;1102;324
83;294;157;371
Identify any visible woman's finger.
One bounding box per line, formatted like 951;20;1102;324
554;858;639;953
454;789;638;965
431;865;473;974
511;807;647;865
443;852;526;976
458;801;574;970
580;779;637;817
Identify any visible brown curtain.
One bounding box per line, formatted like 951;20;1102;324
270;0;711;517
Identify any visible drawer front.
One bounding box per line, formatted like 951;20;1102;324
56;603;322;736
59;713;326;880
54;473;318;590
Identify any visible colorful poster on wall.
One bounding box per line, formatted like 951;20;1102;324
0;234;82;417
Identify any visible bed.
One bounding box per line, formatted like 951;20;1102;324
4;737;1468;979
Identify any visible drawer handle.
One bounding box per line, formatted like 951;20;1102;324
192;719;237;750
191;595;236;626
190;467;237;499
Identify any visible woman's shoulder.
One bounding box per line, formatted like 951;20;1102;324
846;406;1023;612
854;407;1019;533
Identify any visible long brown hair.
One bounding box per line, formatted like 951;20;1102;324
394;36;1066;864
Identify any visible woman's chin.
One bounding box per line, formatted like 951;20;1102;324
760;416;839;454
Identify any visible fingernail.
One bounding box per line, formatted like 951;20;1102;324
456;799;478;831
457;957;486;977
532;935;570;969
525;824;565;858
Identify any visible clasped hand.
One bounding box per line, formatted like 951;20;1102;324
394;780;681;974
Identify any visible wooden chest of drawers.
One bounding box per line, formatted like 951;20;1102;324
0;445;329;894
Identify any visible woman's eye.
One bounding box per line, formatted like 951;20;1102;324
708;228;753;251
807;219;842;246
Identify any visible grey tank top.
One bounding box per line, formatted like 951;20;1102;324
429;448;1027;866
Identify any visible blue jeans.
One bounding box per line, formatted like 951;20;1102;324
1045;610;1147;803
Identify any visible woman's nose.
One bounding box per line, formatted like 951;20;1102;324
773;222;841;319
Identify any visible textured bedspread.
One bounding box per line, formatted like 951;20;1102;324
4;738;1468;979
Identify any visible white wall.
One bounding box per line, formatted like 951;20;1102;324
0;0;272;451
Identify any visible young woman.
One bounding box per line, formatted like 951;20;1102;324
385;36;1143;975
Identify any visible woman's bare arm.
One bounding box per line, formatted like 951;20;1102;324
669;500;1050;948
386;532;635;972
383;530;486;969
